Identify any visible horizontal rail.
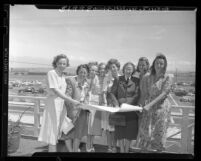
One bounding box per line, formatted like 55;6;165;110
9;101;45;107
9;95;47;100
8;94;195;154
171;105;195;109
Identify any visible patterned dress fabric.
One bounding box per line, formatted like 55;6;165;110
136;73;173;151
61;76;89;140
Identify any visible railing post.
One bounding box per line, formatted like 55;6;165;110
180;108;189;153
187;123;194;154
34;99;40;137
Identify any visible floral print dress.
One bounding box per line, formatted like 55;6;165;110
61;76;90;140
136;73;173;151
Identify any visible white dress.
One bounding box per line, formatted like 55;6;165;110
38;70;67;145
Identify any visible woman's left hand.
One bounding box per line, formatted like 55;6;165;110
143;105;150;111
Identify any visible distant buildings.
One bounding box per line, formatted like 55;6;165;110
10;67;76;76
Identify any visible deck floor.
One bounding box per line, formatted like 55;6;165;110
7;135;194;157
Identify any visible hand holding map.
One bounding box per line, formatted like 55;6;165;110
80;103;142;113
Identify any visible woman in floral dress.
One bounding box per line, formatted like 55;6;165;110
61;64;90;152
135;53;174;152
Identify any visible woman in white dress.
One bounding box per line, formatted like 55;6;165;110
38;54;81;152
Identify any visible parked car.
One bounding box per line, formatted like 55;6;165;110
174;88;188;97
18;87;35;94
18;86;47;95
33;87;47;94
180;96;195;103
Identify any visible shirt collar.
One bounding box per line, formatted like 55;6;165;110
125;75;131;81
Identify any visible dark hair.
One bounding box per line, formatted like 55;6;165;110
52;54;69;69
122;62;135;75
136;57;150;73
76;64;90;75
106;58;121;71
150;53;167;75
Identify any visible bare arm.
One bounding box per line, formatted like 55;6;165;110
143;91;167;111
143;74;173;111
52;88;80;106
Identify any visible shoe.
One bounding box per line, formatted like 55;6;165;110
107;148;113;153
91;147;95;152
112;147;117;153
86;147;95;152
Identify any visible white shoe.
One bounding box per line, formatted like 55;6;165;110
86;147;95;152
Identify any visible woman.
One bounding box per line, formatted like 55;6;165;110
38;54;80;152
103;59;121;152
98;63;107;106
61;64;90;152
98;62;107;112
130;57;150;148
111;62;140;153
86;63;102;152
135;57;150;81
135;53;173;152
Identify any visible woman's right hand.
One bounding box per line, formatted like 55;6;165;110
69;99;81;106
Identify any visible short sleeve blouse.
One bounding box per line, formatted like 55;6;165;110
46;70;67;97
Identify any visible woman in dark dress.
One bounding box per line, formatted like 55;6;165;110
111;62;140;153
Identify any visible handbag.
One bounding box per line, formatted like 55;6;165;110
60;116;74;135
109;113;126;126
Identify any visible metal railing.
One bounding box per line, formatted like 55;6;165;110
8;94;194;154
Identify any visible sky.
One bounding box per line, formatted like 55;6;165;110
9;5;196;72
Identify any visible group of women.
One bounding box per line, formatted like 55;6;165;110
38;53;173;153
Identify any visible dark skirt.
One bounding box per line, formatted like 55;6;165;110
61;109;89;140
114;111;139;140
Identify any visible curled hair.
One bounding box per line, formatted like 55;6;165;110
76;64;90;75
88;61;98;69
150;53;167;75
52;54;69;68
106;58;121;71
122;62;135;75
98;62;106;72
136;57;150;73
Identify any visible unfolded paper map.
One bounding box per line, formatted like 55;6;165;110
81;103;143;113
